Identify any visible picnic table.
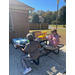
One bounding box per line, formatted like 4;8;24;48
12;37;64;66
13;38;64;58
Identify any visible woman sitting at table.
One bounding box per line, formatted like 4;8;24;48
16;33;41;74
44;29;60;50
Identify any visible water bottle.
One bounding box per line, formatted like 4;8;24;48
46;35;48;39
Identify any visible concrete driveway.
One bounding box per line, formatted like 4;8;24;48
9;44;66;75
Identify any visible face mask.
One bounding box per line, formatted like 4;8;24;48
52;34;54;37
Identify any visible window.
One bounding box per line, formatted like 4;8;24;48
9;12;13;30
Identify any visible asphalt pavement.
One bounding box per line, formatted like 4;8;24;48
48;26;66;29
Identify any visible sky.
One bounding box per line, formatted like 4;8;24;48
18;0;66;12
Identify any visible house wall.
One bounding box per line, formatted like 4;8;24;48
9;10;29;42
39;17;44;23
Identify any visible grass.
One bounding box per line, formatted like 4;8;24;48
49;24;66;28
29;29;66;45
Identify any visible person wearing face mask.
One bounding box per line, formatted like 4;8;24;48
16;33;41;74
44;29;60;50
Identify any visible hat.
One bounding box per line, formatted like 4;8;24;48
26;33;33;41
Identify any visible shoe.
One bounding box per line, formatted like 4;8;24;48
29;60;33;63
23;67;32;74
30;61;33;63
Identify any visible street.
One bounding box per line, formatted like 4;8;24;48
48;26;66;29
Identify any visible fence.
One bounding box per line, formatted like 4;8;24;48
29;23;48;30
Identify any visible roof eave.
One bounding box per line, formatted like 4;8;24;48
9;5;35;11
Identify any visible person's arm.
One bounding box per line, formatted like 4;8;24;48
46;35;52;41
46;35;49;40
38;44;41;48
50;39;56;47
50;36;58;47
16;45;26;53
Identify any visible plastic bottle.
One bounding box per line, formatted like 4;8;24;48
46;35;48;39
27;40;30;43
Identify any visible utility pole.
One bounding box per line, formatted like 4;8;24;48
56;0;60;29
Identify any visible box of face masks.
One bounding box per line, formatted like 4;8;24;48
12;38;30;45
20;39;28;44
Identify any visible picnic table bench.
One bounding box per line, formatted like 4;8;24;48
38;39;64;57
12;35;64;65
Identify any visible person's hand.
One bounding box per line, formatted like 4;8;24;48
50;35;53;40
51;37;53;40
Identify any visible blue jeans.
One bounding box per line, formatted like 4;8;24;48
31;57;39;65
20;54;39;69
20;54;30;69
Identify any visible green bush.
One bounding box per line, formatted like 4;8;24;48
51;20;59;25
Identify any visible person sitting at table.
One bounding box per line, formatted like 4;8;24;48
44;29;60;50
16;33;41;75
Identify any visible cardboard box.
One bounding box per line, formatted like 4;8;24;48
32;31;41;39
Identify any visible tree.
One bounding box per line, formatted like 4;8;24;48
51;20;59;25
29;12;37;16
36;10;45;16
46;11;53;24
42;11;54;24
31;13;39;23
42;12;47;23
58;5;66;27
46;10;50;14
53;11;57;21
39;10;45;16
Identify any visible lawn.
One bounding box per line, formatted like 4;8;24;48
29;29;66;45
